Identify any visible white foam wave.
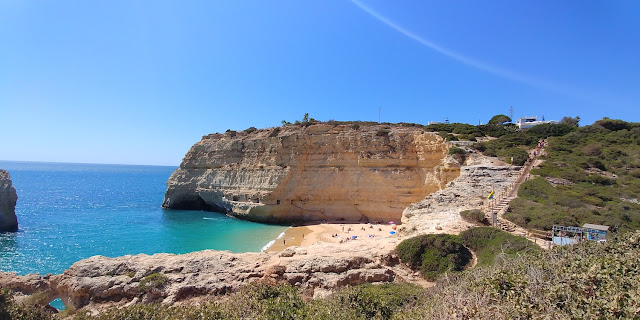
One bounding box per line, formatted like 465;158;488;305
261;229;288;252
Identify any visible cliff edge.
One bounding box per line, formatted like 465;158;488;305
163;124;460;223
0;169;18;232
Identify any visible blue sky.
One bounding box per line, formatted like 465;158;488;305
1;1;638;165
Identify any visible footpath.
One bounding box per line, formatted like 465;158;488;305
482;144;552;249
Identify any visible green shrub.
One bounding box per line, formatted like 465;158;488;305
0;289;54;320
226;282;307;320
268;127;281;138
478;123;512;137
139;273;168;292
496;147;529;165
473;142;487;152
449;146;467;164
488;114;511;125
396;234;472;280
595;118;634;131
518;177;554;202
448;146;465;155
425;123;484;137
525;123;575;139
244;126;258;134
331;283;423;320
458;134;477;141
460;209;488;225
459;227;537;266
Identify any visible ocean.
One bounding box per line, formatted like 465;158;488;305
0;161;288;276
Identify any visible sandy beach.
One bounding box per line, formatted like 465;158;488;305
265;222;399;252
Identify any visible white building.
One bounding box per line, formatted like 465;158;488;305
516;116;558;130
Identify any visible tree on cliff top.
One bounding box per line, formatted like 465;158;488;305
560;116;580;127
488;114;512;125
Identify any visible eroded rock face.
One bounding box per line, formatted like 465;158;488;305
401;164;520;235
0;169;18;232
0;240;402;310
163;124;460;223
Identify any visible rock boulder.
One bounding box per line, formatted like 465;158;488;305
0;169;18;232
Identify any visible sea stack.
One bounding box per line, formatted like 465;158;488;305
0;169;18;232
163;124;460;223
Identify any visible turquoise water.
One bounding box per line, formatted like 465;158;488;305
0;161;287;276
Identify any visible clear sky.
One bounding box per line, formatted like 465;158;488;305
1;1;638;166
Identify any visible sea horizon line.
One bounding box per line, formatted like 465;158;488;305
0;159;178;168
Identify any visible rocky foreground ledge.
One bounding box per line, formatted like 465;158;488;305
0;239;407;312
0;169;18;232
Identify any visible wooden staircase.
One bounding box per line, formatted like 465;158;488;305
480;148;552;247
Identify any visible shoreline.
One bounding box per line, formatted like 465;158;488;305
264;221;399;252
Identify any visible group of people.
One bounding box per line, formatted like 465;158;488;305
332;223;388;244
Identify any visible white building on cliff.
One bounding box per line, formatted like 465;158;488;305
516;116;558;130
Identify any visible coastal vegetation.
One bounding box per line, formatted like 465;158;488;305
396;228;536;277
268;127;281;137
447;146;466;164
505;118;640;231
459;209;488;225
4;230;639;319
396;234;472;280
459;227;538;267
139;273;169;293
438;116;640;232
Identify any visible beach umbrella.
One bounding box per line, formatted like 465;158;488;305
389;231;396;235
389;221;395;224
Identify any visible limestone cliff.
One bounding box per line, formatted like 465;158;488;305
0;169;18;232
163;124;460;223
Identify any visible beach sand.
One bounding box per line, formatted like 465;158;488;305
265;222;399;252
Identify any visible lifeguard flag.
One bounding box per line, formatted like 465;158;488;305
487;190;495;199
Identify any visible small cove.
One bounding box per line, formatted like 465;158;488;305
0;161;287;276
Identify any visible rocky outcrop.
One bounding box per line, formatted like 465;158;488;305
163;124;460;223
0;169;18;232
401;153;521;235
0;239;405;311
